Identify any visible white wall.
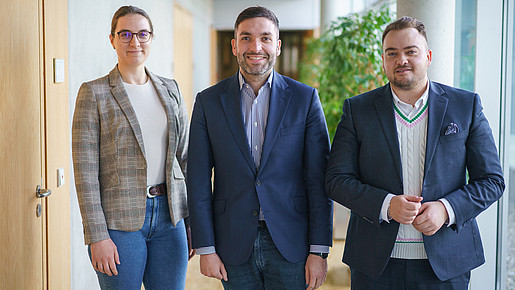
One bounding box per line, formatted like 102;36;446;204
213;0;321;30
68;0;213;288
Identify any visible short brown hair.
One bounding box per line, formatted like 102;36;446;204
234;6;279;38
111;6;154;35
382;16;427;44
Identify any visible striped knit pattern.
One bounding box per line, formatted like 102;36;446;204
391;100;428;259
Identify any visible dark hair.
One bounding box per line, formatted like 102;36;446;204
234;6;279;37
111;6;154;35
382;16;427;44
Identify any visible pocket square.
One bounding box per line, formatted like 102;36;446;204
444;123;459;136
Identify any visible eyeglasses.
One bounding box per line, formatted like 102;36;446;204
115;30;153;43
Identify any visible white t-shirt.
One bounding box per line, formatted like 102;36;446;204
123;79;168;186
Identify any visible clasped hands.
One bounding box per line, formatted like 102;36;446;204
389;195;448;236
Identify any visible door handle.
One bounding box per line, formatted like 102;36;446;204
36;185;52;198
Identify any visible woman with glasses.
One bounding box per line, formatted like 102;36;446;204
72;5;193;289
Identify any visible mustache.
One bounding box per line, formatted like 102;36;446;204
395;65;412;71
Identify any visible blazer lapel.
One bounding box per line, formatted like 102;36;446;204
424;82;448;178
259;73;292;173
220;74;257;174
374;84;402;181
109;67;146;159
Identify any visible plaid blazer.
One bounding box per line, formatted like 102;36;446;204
72;66;189;245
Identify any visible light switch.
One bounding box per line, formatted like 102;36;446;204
53;58;65;83
57;168;65;187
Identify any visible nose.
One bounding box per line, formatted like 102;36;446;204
249;39;262;52
129;35;141;47
397;53;408;66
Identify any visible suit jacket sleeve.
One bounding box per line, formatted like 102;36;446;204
187;94;216;249
441;93;504;232
325;98;391;226
305;88;333;245
72;82;110;244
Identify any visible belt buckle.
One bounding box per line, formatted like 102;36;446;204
146;186;155;198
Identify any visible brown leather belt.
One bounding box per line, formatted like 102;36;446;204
146;183;167;198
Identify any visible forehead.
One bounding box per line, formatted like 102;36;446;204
383;28;427;50
115;14;151;31
236;17;278;36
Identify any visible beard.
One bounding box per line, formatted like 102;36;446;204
237;52;276;76
389;65;426;90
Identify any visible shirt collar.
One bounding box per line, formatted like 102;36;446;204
391;80;430;112
238;70;274;91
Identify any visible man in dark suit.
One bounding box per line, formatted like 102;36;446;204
326;16;504;289
187;6;333;290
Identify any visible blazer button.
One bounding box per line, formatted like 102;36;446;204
256;180;261;186
252;210;258;216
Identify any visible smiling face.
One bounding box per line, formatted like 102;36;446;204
109;14;152;69
231;17;281;80
382;27;432;92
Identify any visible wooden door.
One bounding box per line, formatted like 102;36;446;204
173;3;194;115
0;0;45;288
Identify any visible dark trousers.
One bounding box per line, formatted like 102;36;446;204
351;258;470;290
221;221;306;290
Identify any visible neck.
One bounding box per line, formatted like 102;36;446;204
118;63;147;85
391;79;428;106
241;69;271;95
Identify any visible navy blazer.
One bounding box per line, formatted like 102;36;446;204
326;81;504;281
188;72;333;265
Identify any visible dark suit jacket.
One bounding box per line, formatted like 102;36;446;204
187;72;333;265
326;81;504;281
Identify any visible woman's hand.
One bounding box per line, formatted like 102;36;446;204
90;238;120;276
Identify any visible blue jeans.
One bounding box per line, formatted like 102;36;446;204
89;195;188;290
221;221;306;290
351;258;470;290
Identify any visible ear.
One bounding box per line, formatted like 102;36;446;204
231;38;237;56
381;53;385;71
276;39;282;57
427;49;432;65
109;34;115;49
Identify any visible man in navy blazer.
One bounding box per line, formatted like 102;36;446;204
326;17;504;289
187;6;333;289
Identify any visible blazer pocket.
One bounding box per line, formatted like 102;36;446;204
292;196;308;213
280;124;304;136
213;199;226;215
439;130;467;144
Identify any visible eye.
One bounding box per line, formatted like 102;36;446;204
387;52;397;57
241;36;250;41
138;31;150;38
407;50;417;54
262;37;271;41
120;31;132;39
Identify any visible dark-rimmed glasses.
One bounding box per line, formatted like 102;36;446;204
115;30;153;43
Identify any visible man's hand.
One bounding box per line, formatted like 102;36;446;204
305;254;327;290
90;238;120;276
199;253;228;281
389;195;423;224
413;201;448;236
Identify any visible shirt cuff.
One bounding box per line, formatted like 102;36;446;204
195;246;216;255
380;194;395;222
310;245;329;253
439;198;456;226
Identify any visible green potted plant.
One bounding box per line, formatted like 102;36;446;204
300;5;394;140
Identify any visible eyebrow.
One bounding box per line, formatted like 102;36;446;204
239;31;273;36
384;45;421;52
